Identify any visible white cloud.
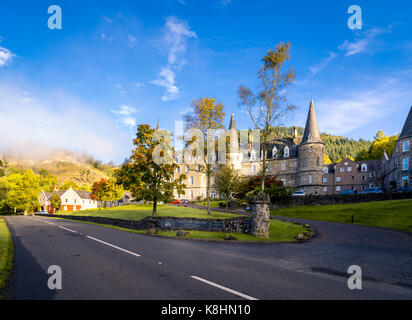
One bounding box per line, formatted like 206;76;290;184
111;105;138;131
0;47;16;67
308;52;337;79
128;34;137;47
221;0;232;6
152;17;197;102
315;78;412;135
152;68;179;101
0;83;132;162
339;26;393;56
103;16;112;23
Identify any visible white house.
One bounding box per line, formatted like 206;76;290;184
39;186;98;213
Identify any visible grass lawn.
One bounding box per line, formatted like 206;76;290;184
56;204;238;220
51;204;306;242
0;217;13;297
195;201;223;208
271;199;412;233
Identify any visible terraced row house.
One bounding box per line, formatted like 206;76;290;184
172;99;412;200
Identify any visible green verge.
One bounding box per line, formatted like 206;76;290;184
0;217;13;298
271;199;412;233
55;204;238;220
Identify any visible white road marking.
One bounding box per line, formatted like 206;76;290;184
191;276;258;300
86;236;141;257
58;226;77;233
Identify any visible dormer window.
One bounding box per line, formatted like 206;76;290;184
284;146;290;158
272;146;277;159
403;140;409;152
361;164;368;172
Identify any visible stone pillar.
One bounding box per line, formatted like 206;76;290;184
251;192;270;239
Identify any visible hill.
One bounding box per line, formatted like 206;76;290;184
0;148;115;189
267;127;373;162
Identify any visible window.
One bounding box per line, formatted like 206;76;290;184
281;179;286;186
337;177;341;183
177;167;180;173
309;175;313;184
64;206;68;211
402;176;409;188
403;140;409;152
252;165;257;173
403;158;409;171
323;167;329;174
212;165;216;171
65;199;68;203
304;159;307;167
190;190;194;199
361;164;368;172
284;146;289;158
315;188;319;195
281;162;286;171
197;164;201;171
351;176;355;182
266;165;271;172
186;165;189;173
348;167;352;173
211;191;216;199
323;177;328;183
251;150;256;161
272;147;277;159
361;175;366;181
211;177;215;185
336;186;341;192
351;186;355;191
309;147;313;153
323;187;327;192
189;177;194;185
340;167;345;173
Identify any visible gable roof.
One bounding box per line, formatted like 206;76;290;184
400;106;412;139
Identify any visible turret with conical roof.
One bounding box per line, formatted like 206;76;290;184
229;112;236;130
395;106;412;189
302;99;322;144
297;98;325;195
399;106;412;139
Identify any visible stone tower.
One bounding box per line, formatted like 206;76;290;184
297;99;325;195
395;106;412;189
227;113;242;170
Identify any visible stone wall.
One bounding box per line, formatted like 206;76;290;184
35;214;252;234
271;191;412;209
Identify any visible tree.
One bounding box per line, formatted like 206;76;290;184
3;170;41;214
239;42;296;191
116;124;186;216
91;178;124;208
215;165;241;212
49;192;61;213
184;97;226;215
355;130;398;161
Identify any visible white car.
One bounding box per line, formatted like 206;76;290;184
36;210;48;214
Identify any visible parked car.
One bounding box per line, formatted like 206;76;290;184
172;199;183;205
292;190;306;197
359;187;384;194
181;199;189;204
398;187;412;193
35;210;47;214
338;190;355;195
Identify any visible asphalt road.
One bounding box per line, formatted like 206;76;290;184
2;215;412;300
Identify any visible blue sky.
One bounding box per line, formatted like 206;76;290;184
0;0;411;163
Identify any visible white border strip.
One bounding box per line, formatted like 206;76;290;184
191;276;258;300
86;236;141;257
58;226;77;233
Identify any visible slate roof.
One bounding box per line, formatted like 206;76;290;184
302;99;322;144
400;106;412;139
